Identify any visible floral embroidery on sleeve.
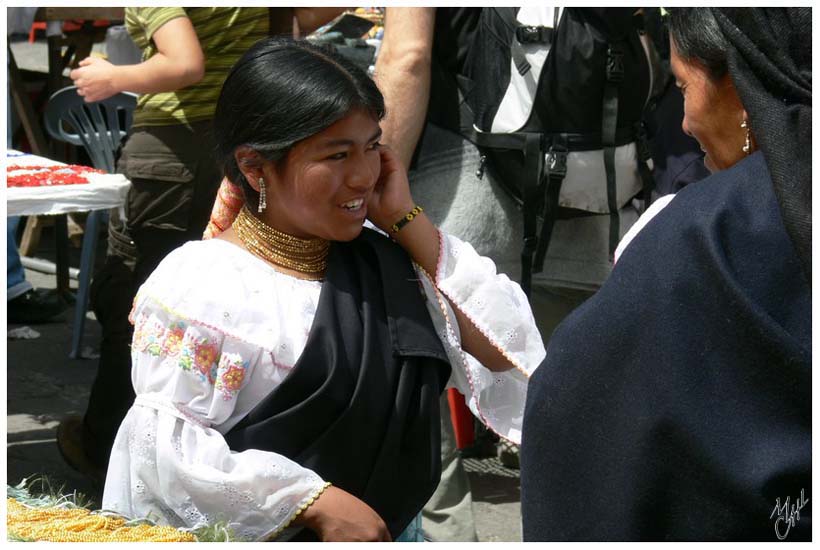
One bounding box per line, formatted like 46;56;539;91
131;312;249;399
132;313;168;357
161;323;187;357
132;314;147;351
187;338;220;383
215;353;248;401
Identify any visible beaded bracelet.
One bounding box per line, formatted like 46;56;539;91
390;205;424;233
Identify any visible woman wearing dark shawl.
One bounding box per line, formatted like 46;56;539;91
521;7;811;541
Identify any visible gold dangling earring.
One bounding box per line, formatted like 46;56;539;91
257;177;267;213
741;119;751;155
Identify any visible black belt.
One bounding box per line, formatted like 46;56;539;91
465;125;638;153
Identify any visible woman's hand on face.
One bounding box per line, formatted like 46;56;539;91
69;57;119;103
366;145;416;234
296;485;391;541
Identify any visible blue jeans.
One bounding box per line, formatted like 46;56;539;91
395;513;424;542
8;67;29;300
7;216;31;300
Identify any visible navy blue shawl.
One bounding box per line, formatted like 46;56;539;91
521;151;811;541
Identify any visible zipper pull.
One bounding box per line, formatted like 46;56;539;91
475;155;487;180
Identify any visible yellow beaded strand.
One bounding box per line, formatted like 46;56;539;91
7;498;196;542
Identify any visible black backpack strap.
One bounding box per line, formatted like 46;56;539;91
467;126;635;152
533;140;568;273
635;120;655;212
603;43;625;260
519;133;543;296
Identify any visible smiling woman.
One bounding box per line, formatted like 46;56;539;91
99;38;546;542
212;39;387;226
233;110;384;243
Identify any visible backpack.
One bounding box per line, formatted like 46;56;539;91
436;7;659;295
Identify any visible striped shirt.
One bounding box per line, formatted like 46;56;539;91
126;7;269;127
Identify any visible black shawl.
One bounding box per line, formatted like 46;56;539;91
225;228;451;540
521;152;811;541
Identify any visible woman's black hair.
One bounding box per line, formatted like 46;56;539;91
213;38;386;206
667;8;729;80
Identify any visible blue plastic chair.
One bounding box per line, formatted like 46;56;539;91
44;85;137;359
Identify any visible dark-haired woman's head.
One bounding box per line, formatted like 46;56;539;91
213;38;385;206
213;38;386;242
667;8;728;81
667;8;752;173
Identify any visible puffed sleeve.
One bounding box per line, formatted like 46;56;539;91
101;294;329;541
416;231;546;444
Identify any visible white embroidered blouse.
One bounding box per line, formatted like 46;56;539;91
101;231;545;541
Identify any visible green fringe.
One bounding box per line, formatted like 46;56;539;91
7;477;250;542
189;522;245;543
7;533;36;542
8;476;92;510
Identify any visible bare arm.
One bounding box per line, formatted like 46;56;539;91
70;16;204;102
295;485;391;541
374;7;436;169
293;8;350;35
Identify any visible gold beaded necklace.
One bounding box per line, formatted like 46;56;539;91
233;206;329;280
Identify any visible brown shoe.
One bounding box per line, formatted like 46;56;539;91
56;415;106;487
497;440;520;470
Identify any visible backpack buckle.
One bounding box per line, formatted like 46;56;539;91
545;146;568;179
522;235;538;255
516;25;553;44
606;46;624;83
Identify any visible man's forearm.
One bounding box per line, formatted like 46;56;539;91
294;7;349;35
375;7;436;169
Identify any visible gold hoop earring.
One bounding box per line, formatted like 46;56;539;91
741;119;751;155
258;177;267;213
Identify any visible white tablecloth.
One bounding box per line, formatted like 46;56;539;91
6;150;130;217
